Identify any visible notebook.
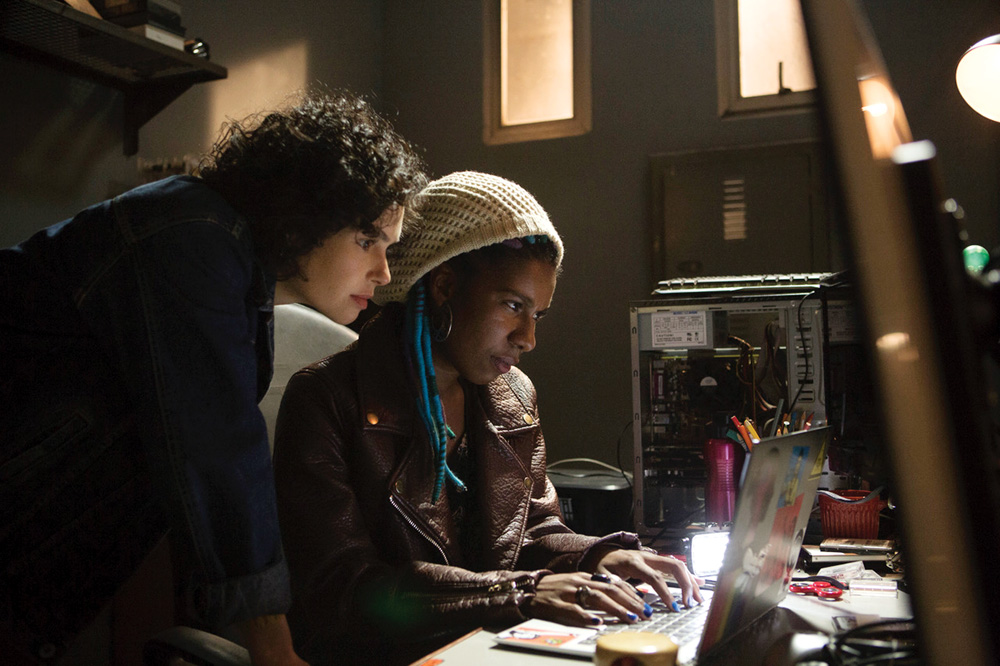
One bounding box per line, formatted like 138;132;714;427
493;427;830;664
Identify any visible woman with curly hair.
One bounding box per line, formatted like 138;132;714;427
0;89;425;666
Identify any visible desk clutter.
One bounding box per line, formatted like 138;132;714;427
630;273;889;541
629;272;907;591
498;430;833;665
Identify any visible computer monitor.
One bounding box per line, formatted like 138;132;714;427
800;0;1000;663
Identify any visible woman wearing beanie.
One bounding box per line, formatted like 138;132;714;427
272;172;703;665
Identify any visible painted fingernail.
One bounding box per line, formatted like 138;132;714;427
589;616;603;625
643;603;653;617
671;601;681;612
626;612;639;621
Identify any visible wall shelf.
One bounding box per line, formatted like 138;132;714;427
1;0;227;155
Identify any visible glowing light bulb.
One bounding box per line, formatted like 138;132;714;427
956;35;1000;122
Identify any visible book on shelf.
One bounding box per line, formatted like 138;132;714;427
128;23;184;50
103;11;185;35
91;0;184;31
64;0;103;19
91;0;182;14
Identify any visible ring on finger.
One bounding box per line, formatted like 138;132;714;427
575;585;594;608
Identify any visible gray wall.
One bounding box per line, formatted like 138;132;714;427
1;52;135;246
383;1;821;468
139;0;385;158
382;0;1000;466
3;1;999;468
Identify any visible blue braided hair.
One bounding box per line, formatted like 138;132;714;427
406;278;466;502
404;234;556;503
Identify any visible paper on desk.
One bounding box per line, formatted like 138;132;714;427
815;561;898;596
816;560;867;582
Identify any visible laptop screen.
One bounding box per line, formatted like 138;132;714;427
697;427;828;657
688;531;730;579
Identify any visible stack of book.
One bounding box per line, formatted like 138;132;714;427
800;537;895;567
92;0;186;51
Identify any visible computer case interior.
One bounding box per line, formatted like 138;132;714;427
629;273;881;539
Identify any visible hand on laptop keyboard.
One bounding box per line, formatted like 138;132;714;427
591;548;706;611
520;548;707;628
524;570;656;627
580;600;712;649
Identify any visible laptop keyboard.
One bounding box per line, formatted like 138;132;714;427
578;600;711;647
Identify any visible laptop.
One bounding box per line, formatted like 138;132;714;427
493;427;830;664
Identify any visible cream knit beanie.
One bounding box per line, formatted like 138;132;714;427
374;171;563;304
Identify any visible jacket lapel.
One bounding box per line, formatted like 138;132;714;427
354;307;544;570
355;307;460;563
475;371;542;570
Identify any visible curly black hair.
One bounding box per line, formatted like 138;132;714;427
199;88;427;280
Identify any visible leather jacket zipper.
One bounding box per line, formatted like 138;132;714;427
405;574;537;604
389;494;449;564
487;574;535;595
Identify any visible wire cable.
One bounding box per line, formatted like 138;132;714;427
788;288;819;415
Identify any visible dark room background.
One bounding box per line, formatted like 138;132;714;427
3;0;998;469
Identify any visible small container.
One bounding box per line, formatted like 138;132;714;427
595;632;678;666
704;438;741;523
818;490;887;539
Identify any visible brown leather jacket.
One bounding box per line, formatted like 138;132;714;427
273;305;642;664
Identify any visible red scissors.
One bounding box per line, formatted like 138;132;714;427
789;578;844;600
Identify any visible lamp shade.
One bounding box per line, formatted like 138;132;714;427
956;34;1000;122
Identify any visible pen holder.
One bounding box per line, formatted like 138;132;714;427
819;489;887;539
703;439;743;524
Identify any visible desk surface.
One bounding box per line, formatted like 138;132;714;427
411;589;912;665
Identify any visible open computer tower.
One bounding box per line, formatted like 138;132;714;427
629;274;883;540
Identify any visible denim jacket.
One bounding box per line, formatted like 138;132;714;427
0;176;289;631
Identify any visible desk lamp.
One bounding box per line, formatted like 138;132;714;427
956;34;1000;122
